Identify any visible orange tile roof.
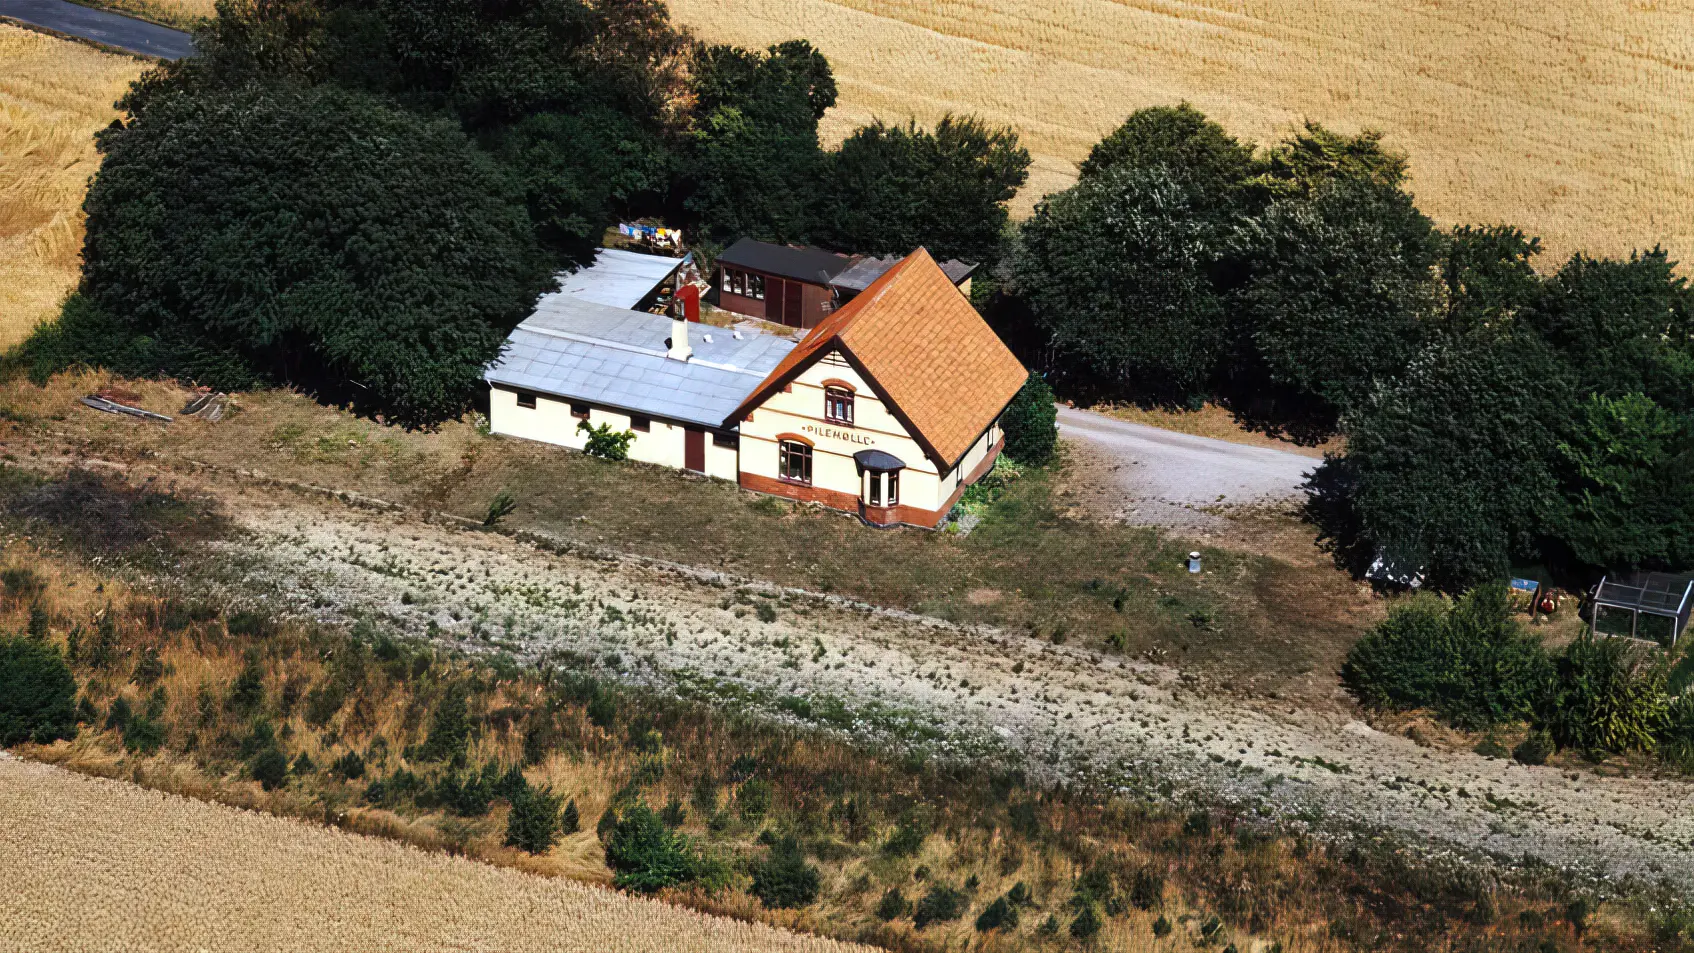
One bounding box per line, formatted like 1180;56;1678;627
729;248;1027;468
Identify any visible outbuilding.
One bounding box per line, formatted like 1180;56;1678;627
713;238;854;329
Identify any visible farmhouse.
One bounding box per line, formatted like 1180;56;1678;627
712;238;978;328
486;248;1025;527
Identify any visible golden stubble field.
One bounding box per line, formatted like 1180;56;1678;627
0;754;868;953
668;0;1694;264
0;24;146;348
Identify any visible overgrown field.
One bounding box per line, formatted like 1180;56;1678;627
0;755;868;953
667;0;1694;263
1;496;1675;953
0;25;145;348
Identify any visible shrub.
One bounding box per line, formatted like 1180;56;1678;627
291;752;316;775
578;422;637;461
876;887;909;921
975;896;1019;932
749;837;821;908
913;884;967;929
421;687;472;762
105;696;134;732
561;799;580;835
1;567;45;603
737;778;773;821
1070;902;1102;941
122;716;166;755
606;804;699;892
882;811;929;856
250;748;291;790
0;636;79;746
1542;635;1669;754
1341;586;1552;730
505;783;566;854
1514;730;1555;766
331;751;367;780
226;649;266;714
1153;914;1173;937
1000;372;1058;465
1129;867;1165;909
483;490;518;527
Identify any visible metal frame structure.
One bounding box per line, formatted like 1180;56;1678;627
1589;572;1694;646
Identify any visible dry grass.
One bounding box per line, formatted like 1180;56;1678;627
0;24;145;349
668;0;1694;264
0;754;869;953
78;0;217;30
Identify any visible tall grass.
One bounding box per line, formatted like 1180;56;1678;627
0;26;146;349
668;0;1694;264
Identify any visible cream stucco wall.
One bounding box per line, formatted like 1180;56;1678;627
489;387;737;481
738;348;956;511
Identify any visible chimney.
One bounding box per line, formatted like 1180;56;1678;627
677;283;701;323
668;313;692;362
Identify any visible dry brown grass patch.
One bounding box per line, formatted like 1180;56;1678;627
0;25;146;348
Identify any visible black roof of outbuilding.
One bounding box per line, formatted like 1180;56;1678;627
717;238;854;285
830;254;978;293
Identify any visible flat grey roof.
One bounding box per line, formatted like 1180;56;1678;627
717;238;853;285
485;293;794;428
556;248;685;310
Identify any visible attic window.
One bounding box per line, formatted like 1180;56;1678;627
630;415;651;432
824;386;854;425
570;402;590;419
515;391;537;409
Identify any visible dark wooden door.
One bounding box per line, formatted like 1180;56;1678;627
783;281;803;327
684;427;706;472
766;277;786;325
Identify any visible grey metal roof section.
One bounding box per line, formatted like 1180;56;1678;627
853;449;906;471
557;248;685;310
717;238;853;285
831;254;978;293
485;293;795;428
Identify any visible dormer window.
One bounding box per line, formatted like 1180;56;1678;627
824;386;854;425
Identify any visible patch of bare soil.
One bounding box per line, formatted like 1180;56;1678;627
167;476;1694;891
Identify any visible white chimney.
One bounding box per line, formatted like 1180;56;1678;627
668;316;692;362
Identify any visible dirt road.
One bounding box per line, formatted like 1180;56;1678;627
1057;406;1316;530
188;479;1694;890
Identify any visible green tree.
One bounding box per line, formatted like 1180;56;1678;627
1312;330;1572;589
577;422;637;460
505;782;567;854
1249;122;1408;198
1078;103;1257;208
421;685;472;763
45;84;554;426
1012;164;1235;398
0;636;79;746
682;40;835;243
1437;225;1544;334
1550;393;1694;569
1000;372;1057;466
605;803;699;892
749;836;821;908
1233;178;1440;421
817;115;1030;264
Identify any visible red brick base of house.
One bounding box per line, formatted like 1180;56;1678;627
739;437;1005;530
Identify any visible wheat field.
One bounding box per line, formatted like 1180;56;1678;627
0;754;867;953
669;0;1694;265
0;24;146;348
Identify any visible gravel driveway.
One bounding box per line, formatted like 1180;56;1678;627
1056;406;1317;529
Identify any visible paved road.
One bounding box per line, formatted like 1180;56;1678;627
1056;405;1317;528
0;0;193;58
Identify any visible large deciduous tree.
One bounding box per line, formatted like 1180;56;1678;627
817;115;1030;265
67;85;555;426
1078;103;1257;208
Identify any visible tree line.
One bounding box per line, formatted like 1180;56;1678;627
1001;105;1693;589
22;0;1029;425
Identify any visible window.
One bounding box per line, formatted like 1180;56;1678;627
824;386;854;425
713;431;737;448
570;402;590;420
723;269;766;300
887;470;898;506
515;391;537;409
630;415;651;432
778;440;812;485
866;471;899;507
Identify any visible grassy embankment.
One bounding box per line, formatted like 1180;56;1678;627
2;371;1381;705
1;463;1673;952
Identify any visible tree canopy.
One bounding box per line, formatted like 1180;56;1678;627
63;84;554;426
817;115;1030;265
1077;103;1256;206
